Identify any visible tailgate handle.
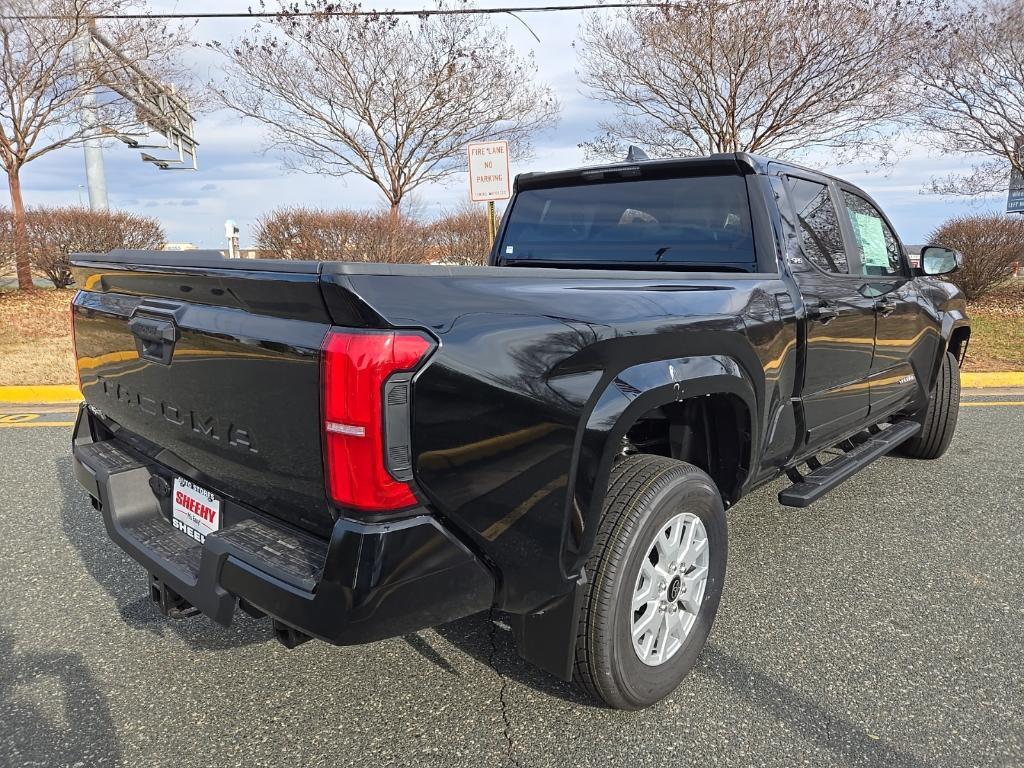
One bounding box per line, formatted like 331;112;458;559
128;315;178;365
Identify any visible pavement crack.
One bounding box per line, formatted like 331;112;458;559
487;608;522;768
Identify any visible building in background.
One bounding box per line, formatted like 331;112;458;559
217;248;268;259
905;244;924;271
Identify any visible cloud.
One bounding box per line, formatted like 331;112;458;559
8;2;1006;247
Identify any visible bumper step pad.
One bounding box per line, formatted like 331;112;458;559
213;519;327;592
131;517;203;577
76;437;328;590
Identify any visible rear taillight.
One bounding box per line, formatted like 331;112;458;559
70;297;82;393
321;329;433;511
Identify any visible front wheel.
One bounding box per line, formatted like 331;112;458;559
899;350;961;460
573;454;727;710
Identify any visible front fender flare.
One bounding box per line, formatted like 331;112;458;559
928;313;970;390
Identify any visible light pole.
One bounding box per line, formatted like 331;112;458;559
73;24;109;212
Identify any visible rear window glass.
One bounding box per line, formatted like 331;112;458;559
498;175;756;271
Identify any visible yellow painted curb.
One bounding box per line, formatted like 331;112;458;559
961;372;1024;388
0;385;83;403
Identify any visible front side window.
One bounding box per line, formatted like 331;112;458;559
786;177;847;274
841;191;903;277
497;175;756;271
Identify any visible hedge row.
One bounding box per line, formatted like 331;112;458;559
254;205;492;266
0;206;165;288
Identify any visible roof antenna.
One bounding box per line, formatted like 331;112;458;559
625;145;649;162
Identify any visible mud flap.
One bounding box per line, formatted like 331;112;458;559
508;572;587;681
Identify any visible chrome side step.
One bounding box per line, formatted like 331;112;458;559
778;421;921;508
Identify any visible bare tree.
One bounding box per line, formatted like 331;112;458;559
212;1;558;218
0;0;191;290
577;0;919;162
911;1;1024;196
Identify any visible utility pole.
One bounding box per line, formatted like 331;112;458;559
73;24;109;211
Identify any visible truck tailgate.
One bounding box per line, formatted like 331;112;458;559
71;254;333;536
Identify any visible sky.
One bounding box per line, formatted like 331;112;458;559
15;0;1011;249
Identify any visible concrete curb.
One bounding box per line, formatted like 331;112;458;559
0;385;82;403
0;372;1022;404
961;372;1024;388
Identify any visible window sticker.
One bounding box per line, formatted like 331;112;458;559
849;211;889;268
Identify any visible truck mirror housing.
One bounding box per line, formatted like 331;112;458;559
919;246;963;276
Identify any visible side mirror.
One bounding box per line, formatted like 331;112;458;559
919;245;962;276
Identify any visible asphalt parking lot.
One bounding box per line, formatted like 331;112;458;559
1;395;1021;768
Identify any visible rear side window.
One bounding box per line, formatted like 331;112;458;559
841;191;903;276
786;177;848;274
498;175;756;271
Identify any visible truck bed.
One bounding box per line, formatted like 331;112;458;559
72;249;793;611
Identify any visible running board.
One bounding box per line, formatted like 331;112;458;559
778;421;921;508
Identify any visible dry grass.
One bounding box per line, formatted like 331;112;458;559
0;288;76;385
0;279;1021;386
962;280;1024;372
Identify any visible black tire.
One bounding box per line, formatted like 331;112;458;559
573;454;727;710
899;351;960;460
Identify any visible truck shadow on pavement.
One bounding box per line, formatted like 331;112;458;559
434;611;605;706
55;456;270;651
695;645;929;768
0;620;122;767
435;613;928;767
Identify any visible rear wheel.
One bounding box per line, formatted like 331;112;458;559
573;454;727;710
899;351;960;460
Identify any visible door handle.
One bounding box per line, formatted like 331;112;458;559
807;301;839;324
876;297;898;317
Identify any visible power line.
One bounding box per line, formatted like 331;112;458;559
1;2;707;20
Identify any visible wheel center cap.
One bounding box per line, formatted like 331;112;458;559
667;576;682;602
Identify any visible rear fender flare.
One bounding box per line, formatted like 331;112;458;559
511;354;755;682
563;354;757;577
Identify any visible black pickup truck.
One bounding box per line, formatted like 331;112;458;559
70;153;969;709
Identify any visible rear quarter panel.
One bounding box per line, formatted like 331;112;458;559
322;268;798;611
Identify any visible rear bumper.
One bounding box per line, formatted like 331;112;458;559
72;404;494;644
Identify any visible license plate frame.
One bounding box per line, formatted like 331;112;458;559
171;477;222;543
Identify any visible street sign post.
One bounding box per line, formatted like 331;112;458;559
467;140;511;244
1007;137;1024;214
